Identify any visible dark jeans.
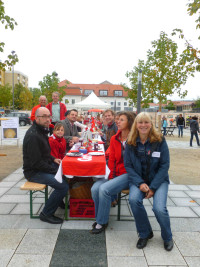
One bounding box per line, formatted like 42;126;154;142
190;132;200;146
29;172;68;216
163;127;167;136
178;125;184;137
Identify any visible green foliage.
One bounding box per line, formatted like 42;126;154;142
0;1;19;70
165;100;175;110
194;97;200;107
14;83;32;110
29;87;42;106
0;84;12;108
39;71;67;103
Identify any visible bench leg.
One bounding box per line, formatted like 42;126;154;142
117;192;121;221
65;191;69;221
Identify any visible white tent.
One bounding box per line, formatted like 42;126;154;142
75;92;111;109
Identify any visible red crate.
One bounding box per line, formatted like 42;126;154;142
69;199;95;218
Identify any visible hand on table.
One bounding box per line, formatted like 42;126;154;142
72;136;79;143
54;158;62;165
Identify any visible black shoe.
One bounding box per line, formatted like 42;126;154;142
92;222;97;229
136;231;154;249
90;223;108;234
39;212;63;224
59;200;65;209
164;240;174;251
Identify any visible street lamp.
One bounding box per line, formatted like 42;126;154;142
137;69;142;114
11;50;15;111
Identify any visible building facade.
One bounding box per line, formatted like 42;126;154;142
59;80;134;111
0;70;28;88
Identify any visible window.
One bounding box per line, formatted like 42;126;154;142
116;107;121;111
124;102;127;106
84;90;93;95
99;90;108;96
117;102;121;106
72;99;75;104
124;107;133;111
110;102;114;105
114;90;123;97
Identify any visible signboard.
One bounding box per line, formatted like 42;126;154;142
1;117;19;140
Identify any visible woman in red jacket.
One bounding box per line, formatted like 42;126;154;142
90;111;136;234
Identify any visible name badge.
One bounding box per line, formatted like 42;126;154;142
152;152;160;158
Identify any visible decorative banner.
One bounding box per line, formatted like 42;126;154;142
1;117;19;139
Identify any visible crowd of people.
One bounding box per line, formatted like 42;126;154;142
22;92;200;252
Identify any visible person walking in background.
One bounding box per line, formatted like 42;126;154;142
190;116;200;147
177;114;185;138
162;117;168;136
46;91;67;125
124;112;173;251
31;95;47;122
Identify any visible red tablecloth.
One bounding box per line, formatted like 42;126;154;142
62;154;106;176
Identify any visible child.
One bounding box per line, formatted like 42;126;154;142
49;123;66;160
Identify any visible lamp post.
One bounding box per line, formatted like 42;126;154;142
137;69;142;114
11;50;15;111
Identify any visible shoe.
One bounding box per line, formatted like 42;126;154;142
136;231;154;249
92;222;97;229
39;212;63;224
164;240;174;251
90;223;108;234
59;200;65;209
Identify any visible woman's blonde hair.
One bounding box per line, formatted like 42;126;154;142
127;112;162;146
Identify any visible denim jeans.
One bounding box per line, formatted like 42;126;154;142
29;172;68;216
190;132;200;146
163;127;166;136
178;125;184;137
91;173;129;225
129;182;172;242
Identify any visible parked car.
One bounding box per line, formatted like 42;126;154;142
5;112;31;126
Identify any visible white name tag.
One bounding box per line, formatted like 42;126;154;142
152;152;160;158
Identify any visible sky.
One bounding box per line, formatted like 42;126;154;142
1;0;200;101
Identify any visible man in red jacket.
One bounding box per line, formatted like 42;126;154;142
46;91;67;125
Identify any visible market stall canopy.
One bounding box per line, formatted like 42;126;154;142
75;92;110;108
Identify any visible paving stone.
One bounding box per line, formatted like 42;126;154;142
143;232;185;266
107;256;147;267
188;185;200;191
0;229;26;249
106;231;143;256
12;167;23;174
0;203;16;214
14;181;26;188
169;184;190;191
5;187;28;195
0;182;17;187
106;218;136;231
61;220;95;230
170;218;200;232
0;194;30;203
194;198;200;205
168;206;198;217
0;250;15;267
10;203;42;215
173;232;200;256
171;197;199;207
191;207;200;216
0;187;10;196
185;191;200;199
3;173;24;182
168;190;189;198
16;229;59;254
184;256;200;267
8;254;51;267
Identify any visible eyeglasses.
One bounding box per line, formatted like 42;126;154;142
37;115;52;119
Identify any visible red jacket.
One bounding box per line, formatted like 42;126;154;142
108;130;127;179
31;104;41;121
46;102;67;121
49;134;66;160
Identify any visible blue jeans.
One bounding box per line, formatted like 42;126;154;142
190;132;200;146
129;182;172;242
163;127;166;136
29;172;69;216
178;125;184;137
91;173;129;225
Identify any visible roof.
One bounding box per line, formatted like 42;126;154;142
59;80;128;97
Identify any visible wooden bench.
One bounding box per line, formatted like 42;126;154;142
20;181;48;219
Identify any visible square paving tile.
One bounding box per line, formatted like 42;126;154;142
168;190;189;198
3;173;24;182
0;203;16;214
10;203;42;215
168;207;198;218
191;207;200;216
0;182;17;187
0;249;15;267
0;229;26;249
188;185;200;191
62;220;94;230
0;187;10;196
185;191;200;199
107;256;148;267
169;185;190;191
0;195;30;203
16;229;59;254
5;187;28;195
171;198;199;207
173;232;200;256
106;230;143;256
143;233;185;266
184;256;200;267
8;254;51;267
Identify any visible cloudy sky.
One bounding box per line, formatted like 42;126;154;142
1;0;200;100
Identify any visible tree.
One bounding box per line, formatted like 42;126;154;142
165;100;175;111
194;97;200;108
0;0;19;70
0;84;12;108
29;87;42;106
125;31;195;130
14;83;32;110
39;71;67;103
